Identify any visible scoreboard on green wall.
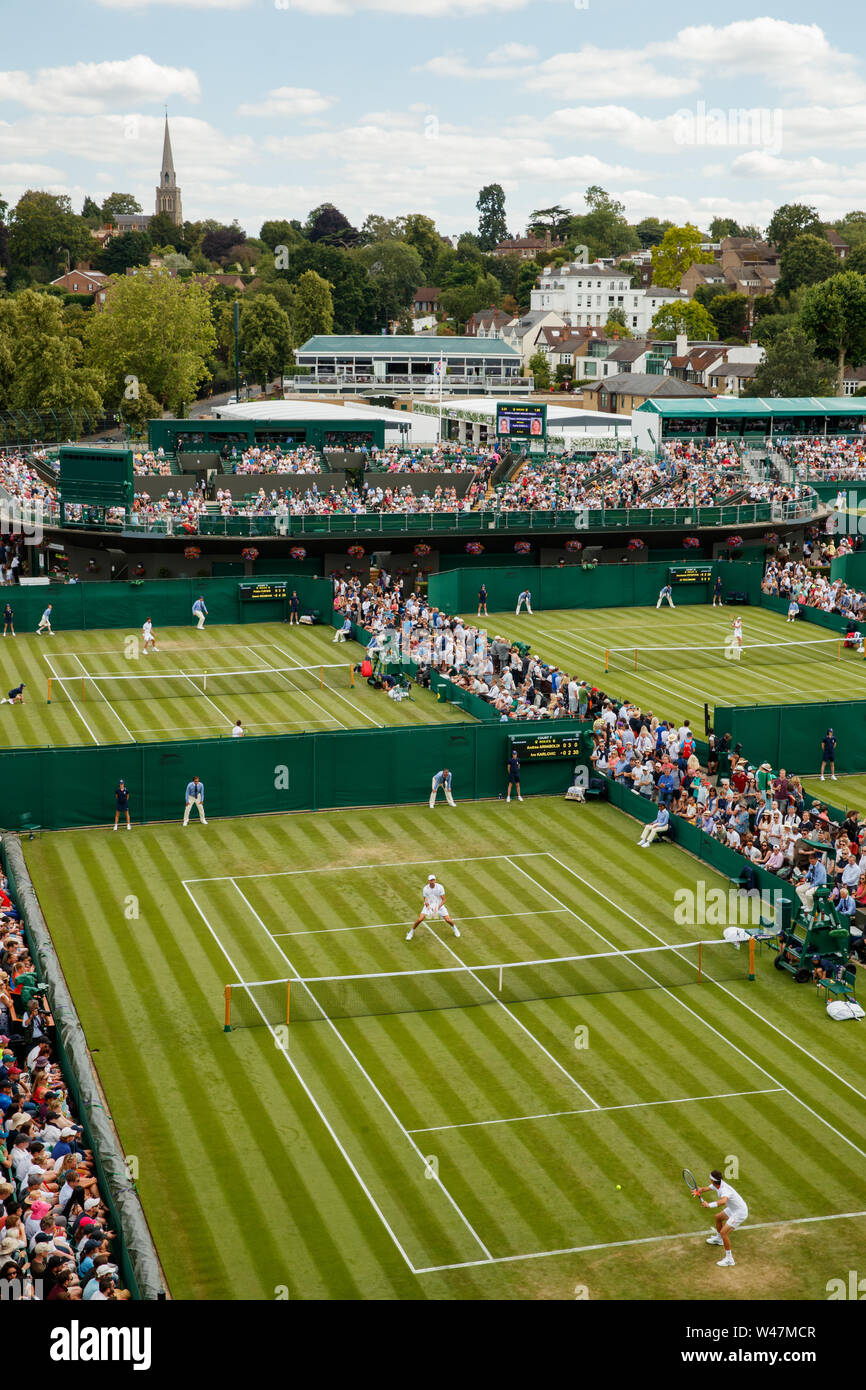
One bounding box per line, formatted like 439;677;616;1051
239;582;288;601
509;731;584;761
496;402;547;440
668;564;713;585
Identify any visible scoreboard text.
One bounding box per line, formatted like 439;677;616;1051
668;565;713;585
509;732;584;761
239;582;288;601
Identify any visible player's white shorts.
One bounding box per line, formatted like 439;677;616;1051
421;904;449;919
721;1209;748;1230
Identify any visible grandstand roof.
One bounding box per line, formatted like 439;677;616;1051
636;397;866;417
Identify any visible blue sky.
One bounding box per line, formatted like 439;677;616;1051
1;0;865;239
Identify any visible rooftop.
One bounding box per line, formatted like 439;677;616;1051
295;335;520;357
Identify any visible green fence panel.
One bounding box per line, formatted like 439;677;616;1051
713;699;866;774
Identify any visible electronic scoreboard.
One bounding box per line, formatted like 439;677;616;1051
667;564;713;585
238;582;288;601
508;731;585;761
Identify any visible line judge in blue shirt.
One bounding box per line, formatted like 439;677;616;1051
183;776;207;826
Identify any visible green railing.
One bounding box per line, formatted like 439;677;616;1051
44;494;821;539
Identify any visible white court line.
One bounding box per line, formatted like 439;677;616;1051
271;641;384;729
546;851;866;1118
228;876;493;1263
414;1208;866;1275
424;922;601;1109
183;850;544;887
408;1087;785;1135
271;908;567;939
512;853;866;1166
176;669;235;732
181;881;417;1274
243;643;347;731
43;655;100;745
70;652;137;744
128;717;340;734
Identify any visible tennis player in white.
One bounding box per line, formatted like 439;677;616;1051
406;875;460;941
697;1169;748;1267
732;616;743;649
142;617;159;654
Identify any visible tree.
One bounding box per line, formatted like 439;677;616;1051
147;211;186;252
777;233;838;297
7;191;92;280
400;214;443;279
396;308;414;334
201;224;247;266
277;243;376;332
836;211;866;249
101;192;143;222
240;293;293;388
707;292;750;340
305;203;359;247
744;326;833;397
439;275;499;327
98;230;153;275
259;219;305;254
766;203;822;251
604;308;631;339
846;243;866;276
515;259;542;311
572;186;639;259
527;205;570;237
800;271;866;394
476;184;508;251
87;272;216;411
708;217;741;241
650;299;717;338
635;217;668;248
528;350;550;390
358;214;402;244
81;196;102;227
290;269;334;344
650;224;713;287
0;289;104;420
353;239;424;322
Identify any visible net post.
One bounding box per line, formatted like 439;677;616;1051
224;985;231;1032
319;667;324;689
81;677;85;702
47;678;52;704
748;936;755;981
604;650;609;672
498;965;503;993
634;648;637;671
349;664;354;688
286;980;291;1027
698;942;702;983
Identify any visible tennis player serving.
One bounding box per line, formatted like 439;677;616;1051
694;1168;748;1267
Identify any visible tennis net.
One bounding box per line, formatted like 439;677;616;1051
603;634;853;674
46;662;354;702
223;937;756;1030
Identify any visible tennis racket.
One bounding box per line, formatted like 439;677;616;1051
682;1168;700;1197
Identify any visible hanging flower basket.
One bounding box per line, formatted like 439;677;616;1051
763;531;779;545
565;539;583;552
289;546;307;561
683;536;700;548
413;543;431;557
241;547;259;561
514;541;532;555
347;544;365;558
184;545;201;560
465;541;484;555
627;537;645;551
726;535;743;550
182;522;197;534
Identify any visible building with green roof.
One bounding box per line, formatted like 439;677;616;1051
633;396;866;453
293;334;525;394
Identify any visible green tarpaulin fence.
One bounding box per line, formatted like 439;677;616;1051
429;560;763;613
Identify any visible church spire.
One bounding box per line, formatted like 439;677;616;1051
155;112;183;226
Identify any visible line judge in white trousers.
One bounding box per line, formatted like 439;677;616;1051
183;776;207;825
515;590;533;615
430;768;456;808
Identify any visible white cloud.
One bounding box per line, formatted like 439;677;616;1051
0;161;68;183
280;0;542;13
487;42;537;63
0;55;200;114
94;0;252;8
237;87;336;118
526;46;699;101
652;19;866;106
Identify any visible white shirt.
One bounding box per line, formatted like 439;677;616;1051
422;881;445;908
231;724;244;737
715;1178;748;1222
142;621;153;639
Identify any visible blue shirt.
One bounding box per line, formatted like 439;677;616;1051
653;807;670;830
192;600;207;615
432;770;452;789
185;781;204;800
809;861;827;886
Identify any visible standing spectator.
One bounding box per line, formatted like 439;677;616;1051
36;605;53;636
506;750;523;804
192;597;208;630
113;781;131;831
820;729;837;781
2;601;14;637
429;768;455;809
477;584;488;617
182;776;207;826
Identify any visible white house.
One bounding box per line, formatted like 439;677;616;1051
531;261;688;335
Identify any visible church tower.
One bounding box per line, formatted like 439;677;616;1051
155;116;183;226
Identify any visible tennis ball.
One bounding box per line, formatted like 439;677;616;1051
616;1184;621;1190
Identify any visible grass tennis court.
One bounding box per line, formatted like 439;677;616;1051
22;798;866;1300
0;621;469;747
467;603;863;730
